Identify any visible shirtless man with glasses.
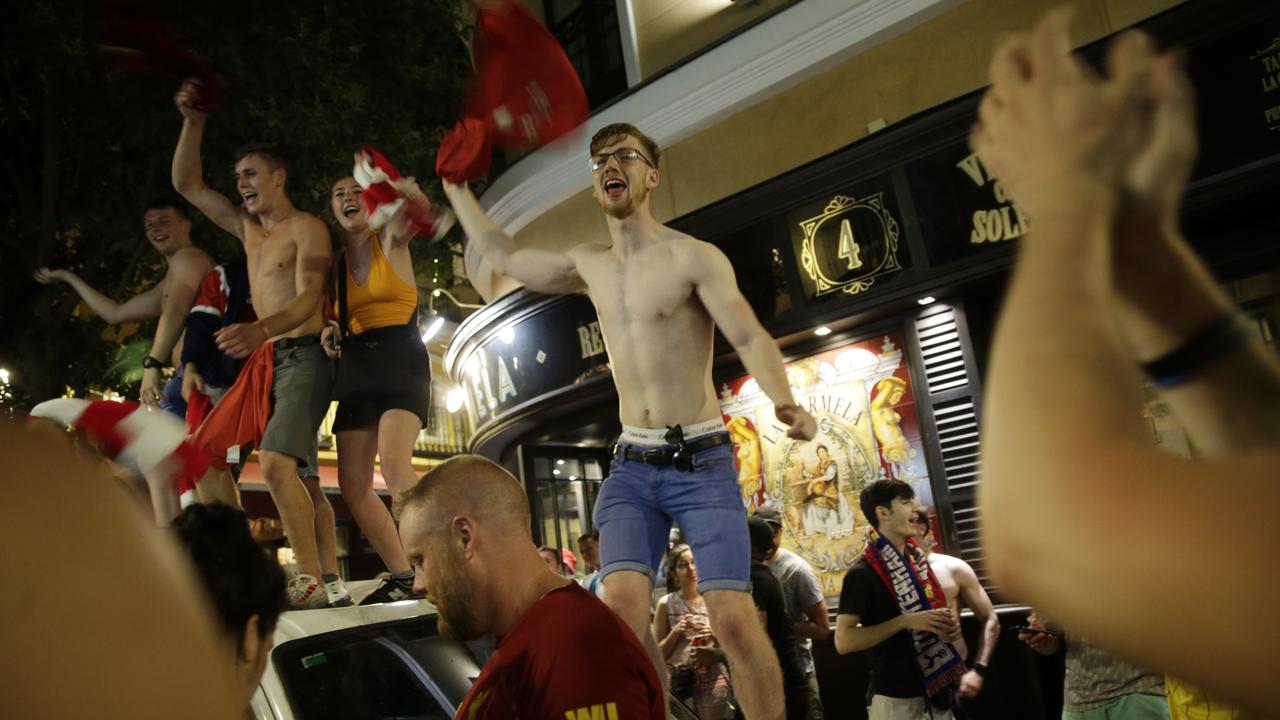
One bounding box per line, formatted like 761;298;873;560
444;122;816;720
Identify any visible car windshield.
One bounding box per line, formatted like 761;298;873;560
273;614;486;720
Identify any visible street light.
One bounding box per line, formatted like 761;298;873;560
445;387;466;413
421;316;446;343
420;288;484;345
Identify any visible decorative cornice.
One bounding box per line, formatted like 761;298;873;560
479;0;964;233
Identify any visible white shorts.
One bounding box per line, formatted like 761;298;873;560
868;695;952;720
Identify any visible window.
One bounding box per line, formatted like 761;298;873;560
273;615;484;719
523;446;611;572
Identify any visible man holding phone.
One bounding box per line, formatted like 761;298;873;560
1018;614;1169;719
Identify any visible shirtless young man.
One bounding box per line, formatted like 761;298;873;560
445;123;817;720
171;80;336;609
910;512;999;702
35;198;213;525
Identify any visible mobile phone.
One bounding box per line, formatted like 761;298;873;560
1009;625;1059;637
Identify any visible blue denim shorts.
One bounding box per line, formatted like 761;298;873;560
593;437;750;593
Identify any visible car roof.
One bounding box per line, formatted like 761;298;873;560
272;597;439;644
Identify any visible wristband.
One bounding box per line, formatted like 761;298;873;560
971;662;987;678
254;320;272;342
1142;313;1248;390
142;356;167;371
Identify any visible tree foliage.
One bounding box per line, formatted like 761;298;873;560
2;0;473;410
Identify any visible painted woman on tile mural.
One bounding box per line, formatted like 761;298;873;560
802;444;855;540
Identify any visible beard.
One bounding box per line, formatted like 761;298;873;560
599;181;649;220
431;547;480;641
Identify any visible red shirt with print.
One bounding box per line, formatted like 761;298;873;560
455;582;663;720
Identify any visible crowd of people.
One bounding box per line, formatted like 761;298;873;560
13;5;1280;720
35;79;436;609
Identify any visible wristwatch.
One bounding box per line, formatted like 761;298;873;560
142;356;167;371
972;662;988;678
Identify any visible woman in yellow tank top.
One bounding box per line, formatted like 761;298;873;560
321;172;433;605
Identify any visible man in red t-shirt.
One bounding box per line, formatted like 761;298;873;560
395;455;665;720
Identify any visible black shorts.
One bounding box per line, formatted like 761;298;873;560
332;324;432;433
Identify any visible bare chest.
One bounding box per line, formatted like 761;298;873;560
245;232;299;286
580;254;698;328
928;558;961;609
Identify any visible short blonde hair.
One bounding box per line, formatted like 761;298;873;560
590;123;661;167
393;455;530;537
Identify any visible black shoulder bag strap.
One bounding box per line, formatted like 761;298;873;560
337;251;351;342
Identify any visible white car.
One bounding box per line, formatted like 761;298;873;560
249;586;698;719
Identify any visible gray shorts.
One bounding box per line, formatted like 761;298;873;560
259;337;333;472
208;381;319;479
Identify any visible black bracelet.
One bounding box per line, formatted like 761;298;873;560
142;355;168;371
1142;314;1247;390
971;662;987;678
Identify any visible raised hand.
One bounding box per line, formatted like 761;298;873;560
1120;53;1198;241
173;78;208;123
969;8;1165;220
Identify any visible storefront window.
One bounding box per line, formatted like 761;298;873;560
524;448;610;574
715;219;792;324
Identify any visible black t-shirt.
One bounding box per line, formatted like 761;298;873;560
837;557;925;699
750;563;807;694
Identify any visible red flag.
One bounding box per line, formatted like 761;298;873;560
101;6;227;111
437;1;588;182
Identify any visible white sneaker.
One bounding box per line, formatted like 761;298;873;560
288;574;328;610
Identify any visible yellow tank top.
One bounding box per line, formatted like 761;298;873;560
343;235;417;334
1166;677;1245;720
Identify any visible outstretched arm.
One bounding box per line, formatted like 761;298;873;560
171;80;244;240
694;244;815;439
442;181;583;294
973;10;1280;713
36;268;161;324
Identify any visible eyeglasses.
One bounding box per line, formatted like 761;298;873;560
587;148;654;173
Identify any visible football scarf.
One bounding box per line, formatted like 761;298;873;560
863;528;967;696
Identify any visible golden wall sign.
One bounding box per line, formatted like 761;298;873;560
798;193;901;297
1255;35;1280;132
